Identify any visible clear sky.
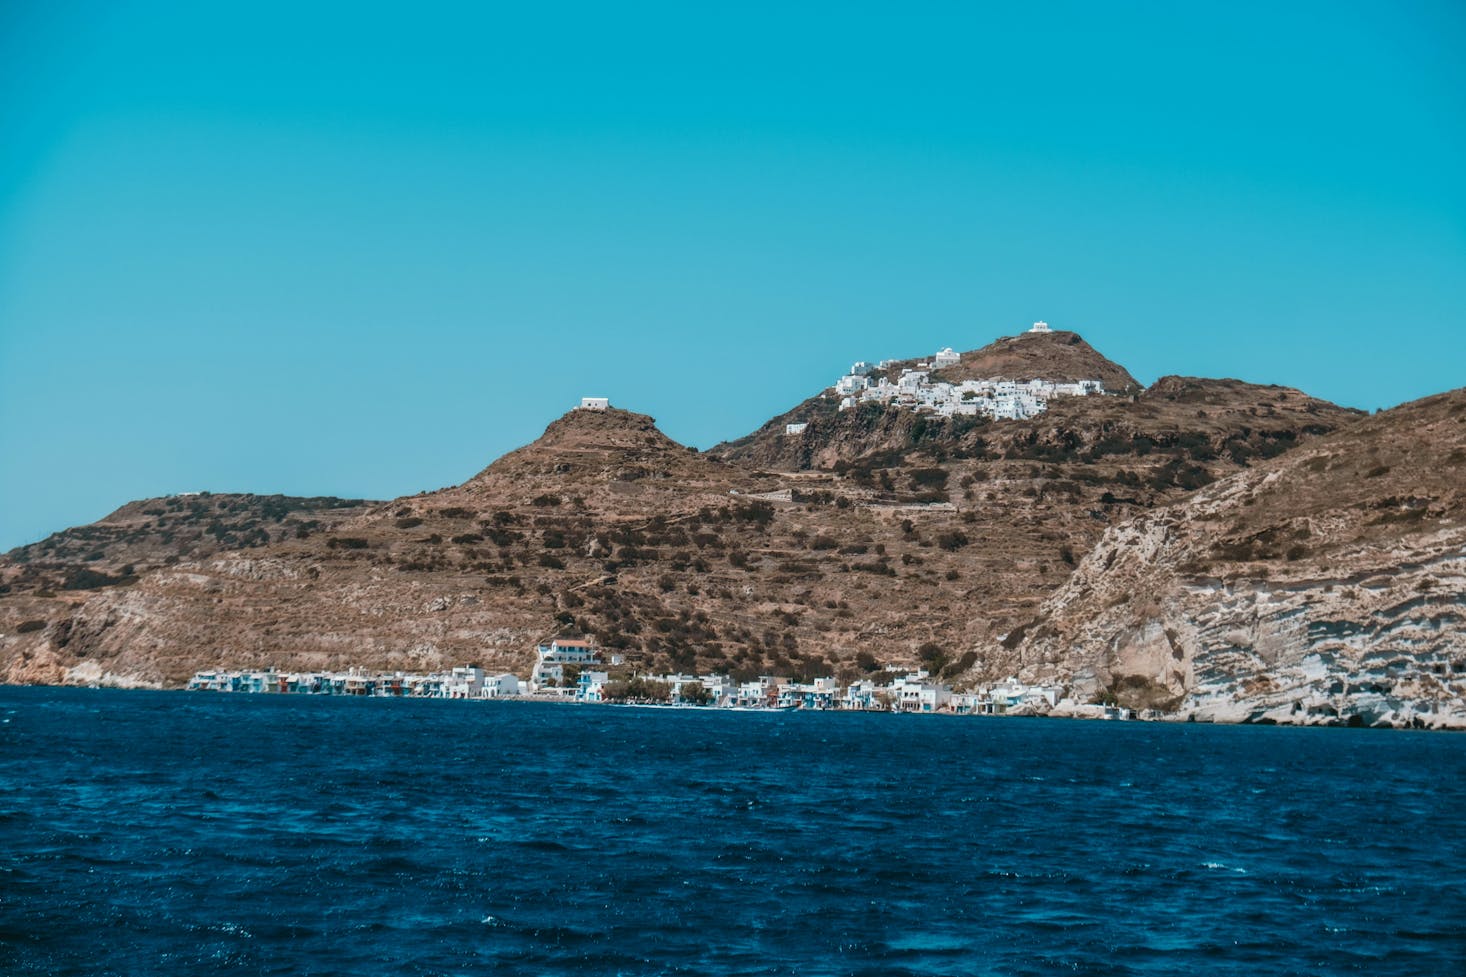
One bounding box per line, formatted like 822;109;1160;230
2;1;1463;550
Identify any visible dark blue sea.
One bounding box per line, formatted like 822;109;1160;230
2;688;1463;975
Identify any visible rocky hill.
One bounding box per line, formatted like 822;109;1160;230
1011;388;1466;728
710;331;1333;471
0;337;1363;697
925;329;1142;391
0;493;372;595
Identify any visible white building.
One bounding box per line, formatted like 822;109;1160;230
481;674;520;698
1029;321;1051;333
575;670;610;702
530;638;601;691
891;671;952;713
447;666;484;698
986;677;1062;712
933;347;961;368
578;397;610;411
785;422;808;435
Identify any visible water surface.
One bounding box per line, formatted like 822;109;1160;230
2;688;1462;975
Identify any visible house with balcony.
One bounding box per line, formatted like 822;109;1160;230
530;638;602;691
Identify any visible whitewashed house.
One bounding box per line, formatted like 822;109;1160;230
785;422;808;435
841;680;881;710
575;670;610;702
699;673;737;706
933;347;961;368
891;671;952;713
481;674;520;698
777;677;839;710
986;677;1062;712
447;666;484;699
530;638;601;691
578;397;610;411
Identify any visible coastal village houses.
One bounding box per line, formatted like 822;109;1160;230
185;638;1078;715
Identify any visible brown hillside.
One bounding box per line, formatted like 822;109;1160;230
710;329;1138;465
1012;387;1466;727
1;381;1357;691
0;493;372;595
928;330;1141;391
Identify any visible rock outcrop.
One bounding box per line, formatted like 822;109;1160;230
1013;389;1466;728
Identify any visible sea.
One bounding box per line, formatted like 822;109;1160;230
2;687;1463;976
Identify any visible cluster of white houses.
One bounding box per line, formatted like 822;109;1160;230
821;322;1106;423
185;639;1069;716
187;665;524;699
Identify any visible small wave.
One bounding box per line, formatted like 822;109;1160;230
513;839;575;853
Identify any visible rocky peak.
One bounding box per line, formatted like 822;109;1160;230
464;407;700;482
925;330;1141;393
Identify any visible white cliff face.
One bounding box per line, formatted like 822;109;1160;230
1015;421;1466;728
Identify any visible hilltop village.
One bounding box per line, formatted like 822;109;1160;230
185;638;1127;718
823;321;1107;423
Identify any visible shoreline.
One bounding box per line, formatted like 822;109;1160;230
2;681;1460;731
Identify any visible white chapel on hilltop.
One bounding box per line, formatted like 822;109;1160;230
1028;321;1051;333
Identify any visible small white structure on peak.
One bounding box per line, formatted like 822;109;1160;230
785;422;808;435
578;397;610;411
1028;321;1051;333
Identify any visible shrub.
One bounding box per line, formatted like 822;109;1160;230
917;642;948;672
532;494;562;507
394;517;424;529
328;537;371;549
63;568;130;589
538;553;565;569
909;468;950;488
732;501;775;526
17;620;46;634
439;507;476;519
936;530;969;551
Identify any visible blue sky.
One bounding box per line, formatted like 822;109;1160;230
1;1;1463;549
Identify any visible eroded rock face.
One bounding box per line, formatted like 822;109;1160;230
1014;389;1466;728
